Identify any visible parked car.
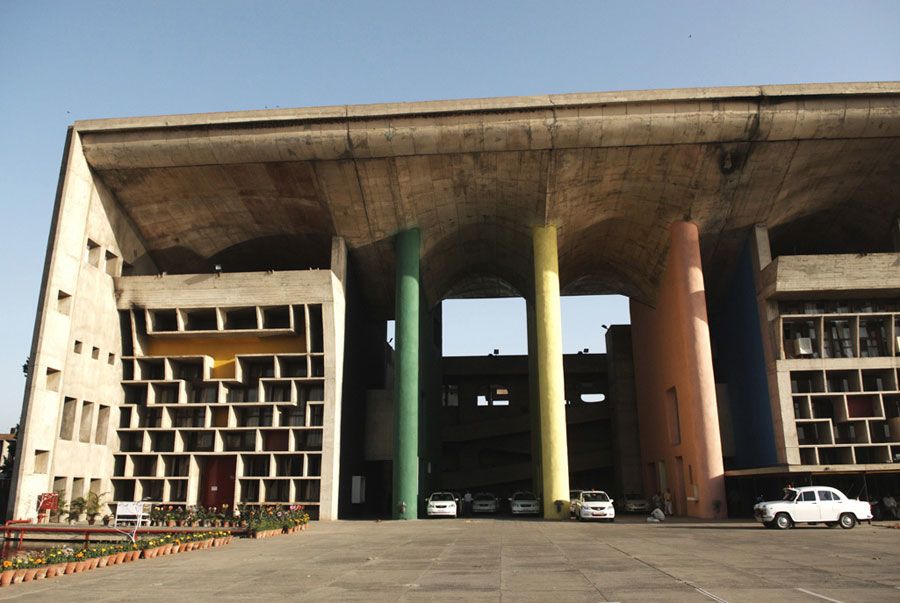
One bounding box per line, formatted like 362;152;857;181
509;491;540;515
426;492;459;518
574;490;616;521
753;486;872;529
472;493;499;514
569;490;584;515
622;494;649;513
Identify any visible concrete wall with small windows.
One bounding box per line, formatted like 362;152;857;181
9;131;155;520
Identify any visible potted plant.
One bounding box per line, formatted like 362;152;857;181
67;497;86;524
50;492;67;523
84;491;106;525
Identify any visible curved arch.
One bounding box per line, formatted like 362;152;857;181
421;223;534;304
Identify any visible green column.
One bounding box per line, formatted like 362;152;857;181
393;228;420;519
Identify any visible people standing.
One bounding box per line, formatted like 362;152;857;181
883;493;898;519
664;489;673;516
463;491;473;517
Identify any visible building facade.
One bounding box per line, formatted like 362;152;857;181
9;83;900;521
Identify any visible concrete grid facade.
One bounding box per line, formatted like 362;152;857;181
9;83;900;521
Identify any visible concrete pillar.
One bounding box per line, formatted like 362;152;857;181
670;221;728;518
393;228;420;519
526;300;542;496
532;225;570;519
418;299;442;515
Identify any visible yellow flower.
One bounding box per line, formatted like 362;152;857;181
3;560;12;568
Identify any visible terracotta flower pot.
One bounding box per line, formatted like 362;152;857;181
115;552;127;564
12;569;27;584
34;566;48;580
74;560;87;573
0;569;14;586
22;568;37;582
130;550;140;561
89;558;99;570
64;561;77;574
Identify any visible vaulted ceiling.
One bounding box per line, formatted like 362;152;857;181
77;83;900;316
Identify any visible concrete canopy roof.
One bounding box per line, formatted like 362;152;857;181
76;83;900;316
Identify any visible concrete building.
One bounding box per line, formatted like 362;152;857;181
9;83;900;521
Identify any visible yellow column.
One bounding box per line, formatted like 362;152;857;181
532;225;570;519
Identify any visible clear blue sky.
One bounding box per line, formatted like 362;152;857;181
1;1;898;429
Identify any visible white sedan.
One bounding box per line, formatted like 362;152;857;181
426;492;459;518
753;486;872;529
574;490;616;521
509;491;540;515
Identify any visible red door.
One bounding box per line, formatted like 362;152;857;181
201;456;236;509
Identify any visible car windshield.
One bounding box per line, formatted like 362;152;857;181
474;494;494;501
782;489;798;502
513;492;536;501
583;492;609;502
431;493;454;502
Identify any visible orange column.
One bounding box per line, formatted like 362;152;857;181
669;221;727;518
630;221;727;519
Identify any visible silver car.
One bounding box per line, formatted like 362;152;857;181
510;491;540;515
472;493;499;514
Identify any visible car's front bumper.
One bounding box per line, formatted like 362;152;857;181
472;505;497;513
580;508;615;519
427;507;457;517
511;505;539;514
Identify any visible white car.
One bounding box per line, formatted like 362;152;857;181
426;492;459;518
574;490;616;521
623;494;649;513
753;486;872;529
509;491;540;515
472;493;499;514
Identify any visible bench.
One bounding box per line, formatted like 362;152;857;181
113;501;151;527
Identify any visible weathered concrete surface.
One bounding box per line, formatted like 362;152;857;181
73;83;900;314
4;518;899;602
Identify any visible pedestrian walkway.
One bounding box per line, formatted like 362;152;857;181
2;517;898;601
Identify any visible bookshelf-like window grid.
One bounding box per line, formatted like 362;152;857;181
115;304;325;511
790;367;900;466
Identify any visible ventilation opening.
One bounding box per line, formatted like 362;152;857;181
57;290;73;315
95;405;110;445
84;239;102;267
91;346;100;360
73;340;82;354
79;401;94;443
34;450;50;474
45;368;61;392
60;397;77;440
104;250;120;277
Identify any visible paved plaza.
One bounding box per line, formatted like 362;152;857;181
2;517;898;602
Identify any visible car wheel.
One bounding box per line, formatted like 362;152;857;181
839;513;857;529
774;512;793;530
825;521;839;528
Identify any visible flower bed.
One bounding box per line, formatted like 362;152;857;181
240;505;310;538
0;531;232;588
